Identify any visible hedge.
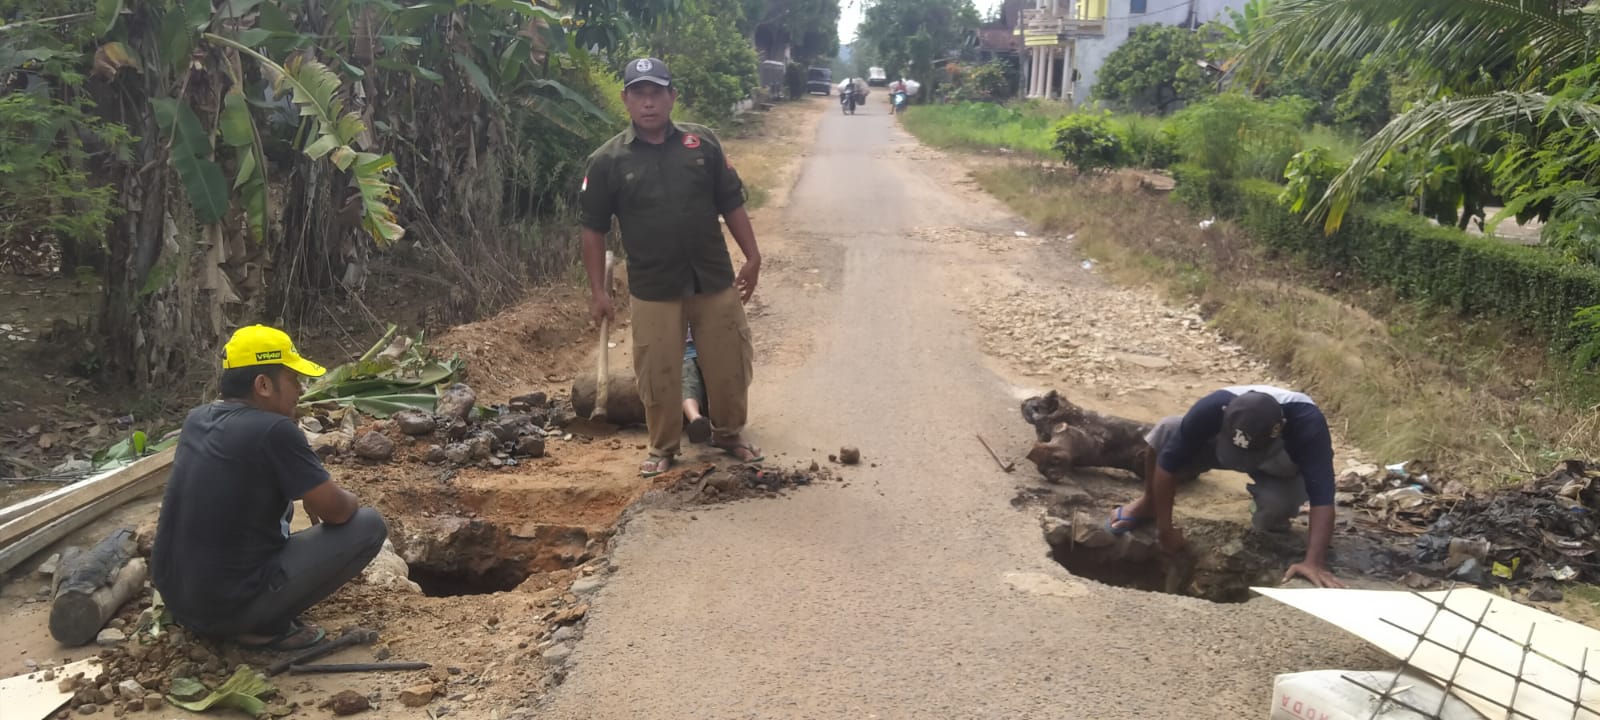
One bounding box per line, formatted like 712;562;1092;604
1172;166;1600;345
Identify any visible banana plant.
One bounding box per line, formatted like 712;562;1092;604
207;33;405;244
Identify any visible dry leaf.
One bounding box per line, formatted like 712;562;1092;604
38;433;56;449
92;42;139;80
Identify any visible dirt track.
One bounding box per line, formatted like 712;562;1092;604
536;102;1388;717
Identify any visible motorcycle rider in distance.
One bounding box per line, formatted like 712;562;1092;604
839;77;863;114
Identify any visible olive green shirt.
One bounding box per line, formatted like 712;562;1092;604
580;122;747;301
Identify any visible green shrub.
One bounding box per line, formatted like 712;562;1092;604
1168;93;1311;181
1211;179;1600;346
946;61;1016;103
0;92;129;270
1110;114;1177;169
1279;146;1344;213
1052;112;1126;174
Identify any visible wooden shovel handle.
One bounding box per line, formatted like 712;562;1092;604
593;251;615;419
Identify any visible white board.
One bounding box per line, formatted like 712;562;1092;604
1254;587;1600;720
0;657;104;720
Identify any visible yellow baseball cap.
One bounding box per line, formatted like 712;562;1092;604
222;325;327;377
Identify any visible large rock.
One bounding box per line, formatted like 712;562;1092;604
310;431;354;458
489;414;535;443
353;431;395;462
399;684;437;707
360;540;421;594
569;372;646;427
436;383;477;421
393;409;437;436
514;435;546;458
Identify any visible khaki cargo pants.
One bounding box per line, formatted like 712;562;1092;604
632;287;753;457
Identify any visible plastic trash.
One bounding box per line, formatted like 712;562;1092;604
1373;486;1429;511
1271;670;1486;720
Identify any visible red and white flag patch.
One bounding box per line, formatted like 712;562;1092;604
683;134;701;149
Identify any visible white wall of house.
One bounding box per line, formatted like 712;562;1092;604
1070;0;1246;103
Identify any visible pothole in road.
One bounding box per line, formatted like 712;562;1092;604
1044;514;1286;603
409;564;533;597
393;515;603;598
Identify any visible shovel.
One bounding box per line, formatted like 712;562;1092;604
568;251;619;437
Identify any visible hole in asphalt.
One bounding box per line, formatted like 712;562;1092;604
409;563;533;597
1045;515;1285;604
394;515;599;597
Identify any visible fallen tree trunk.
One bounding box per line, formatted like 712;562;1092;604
1020;391;1153;483
49;528;147;646
571;371;647;427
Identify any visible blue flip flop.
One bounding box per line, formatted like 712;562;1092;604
1106;505;1152;536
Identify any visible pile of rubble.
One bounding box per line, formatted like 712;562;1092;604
681;462;843;503
305;384;570;469
1337;459;1600;591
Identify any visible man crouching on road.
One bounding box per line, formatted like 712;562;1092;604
579;57;763;478
152;325;387;650
1106;385;1346;588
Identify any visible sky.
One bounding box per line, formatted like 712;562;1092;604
837;0;1006;44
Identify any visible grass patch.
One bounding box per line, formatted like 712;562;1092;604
974;165;1600;484
900;101;1063;158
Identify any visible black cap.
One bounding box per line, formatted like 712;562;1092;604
1215;391;1285;470
623;57;671;88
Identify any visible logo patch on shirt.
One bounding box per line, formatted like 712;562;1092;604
683;134;701;149
1232;429;1252;449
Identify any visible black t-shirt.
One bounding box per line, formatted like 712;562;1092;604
151;401;329;632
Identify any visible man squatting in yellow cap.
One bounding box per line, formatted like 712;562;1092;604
150;325;388;650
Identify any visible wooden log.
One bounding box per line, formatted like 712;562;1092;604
570;371;646;426
0;465;168;577
1020;391;1153;483
0;447;175;549
49;528;146;646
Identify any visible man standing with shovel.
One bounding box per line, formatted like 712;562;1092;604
579;57;763;477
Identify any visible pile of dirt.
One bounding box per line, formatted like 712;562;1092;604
676;461;844;503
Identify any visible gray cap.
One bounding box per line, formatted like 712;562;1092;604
624;57;671;88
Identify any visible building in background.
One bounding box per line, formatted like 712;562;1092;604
1015;0;1246;104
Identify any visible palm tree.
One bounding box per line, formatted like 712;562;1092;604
1236;0;1600;230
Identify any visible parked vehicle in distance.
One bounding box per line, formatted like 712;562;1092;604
806;67;833;95
867;67;888;86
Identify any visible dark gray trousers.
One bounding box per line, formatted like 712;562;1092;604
221;507;388;636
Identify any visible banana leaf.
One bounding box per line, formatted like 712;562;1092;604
167;667;276;715
299;358;461;402
92;431;180;470
344;393;441;417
